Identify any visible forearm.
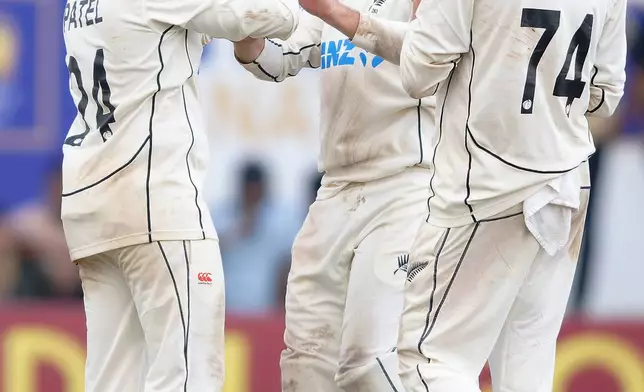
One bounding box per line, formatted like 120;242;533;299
318;2;360;40
186;1;298;41
234;38;266;64
586;0;626;117
318;3;408;65
145;0;299;42
352;13;408;65
235;11;323;82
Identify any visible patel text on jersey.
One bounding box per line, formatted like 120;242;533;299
63;0;104;32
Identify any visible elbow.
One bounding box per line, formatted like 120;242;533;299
398;29;464;98
587;87;624;118
400;59;442;100
399;44;455;99
402;79;430;100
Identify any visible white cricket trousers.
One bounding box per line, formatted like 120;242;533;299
78;239;225;392
397;190;589;392
281;167;431;392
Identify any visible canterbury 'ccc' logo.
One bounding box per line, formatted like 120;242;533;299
197;272;212;285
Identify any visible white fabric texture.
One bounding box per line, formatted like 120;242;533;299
80;239;225;392
281;167;431;392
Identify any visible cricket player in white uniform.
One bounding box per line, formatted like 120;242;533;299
60;0;299;390
233;1;434;390
301;0;627;390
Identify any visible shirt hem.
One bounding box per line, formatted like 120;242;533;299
323;161;431;187
70;230;218;261
427;185;544;228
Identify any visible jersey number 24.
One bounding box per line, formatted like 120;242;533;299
520;8;594;117
64;49;116;147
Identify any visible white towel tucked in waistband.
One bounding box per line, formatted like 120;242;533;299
523;169;582;256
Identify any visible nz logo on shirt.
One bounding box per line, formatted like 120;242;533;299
320;39;384;70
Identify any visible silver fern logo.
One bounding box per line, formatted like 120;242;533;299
368;0;387;14
394;254;409;275
406;261;428;283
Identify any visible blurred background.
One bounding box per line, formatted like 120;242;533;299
0;0;643;391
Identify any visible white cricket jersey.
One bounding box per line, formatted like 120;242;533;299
395;0;626;226
241;0;435;185
61;0;299;260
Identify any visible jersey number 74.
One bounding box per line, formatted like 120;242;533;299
520;8;594;117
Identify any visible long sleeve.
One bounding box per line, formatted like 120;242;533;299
143;0;299;42
241;11;324;83
400;0;474;99
350;13;409;66
587;0;627;118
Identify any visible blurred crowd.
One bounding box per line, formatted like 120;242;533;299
212;162;321;314
1;7;644;317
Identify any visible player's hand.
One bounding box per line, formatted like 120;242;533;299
299;0;340;19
